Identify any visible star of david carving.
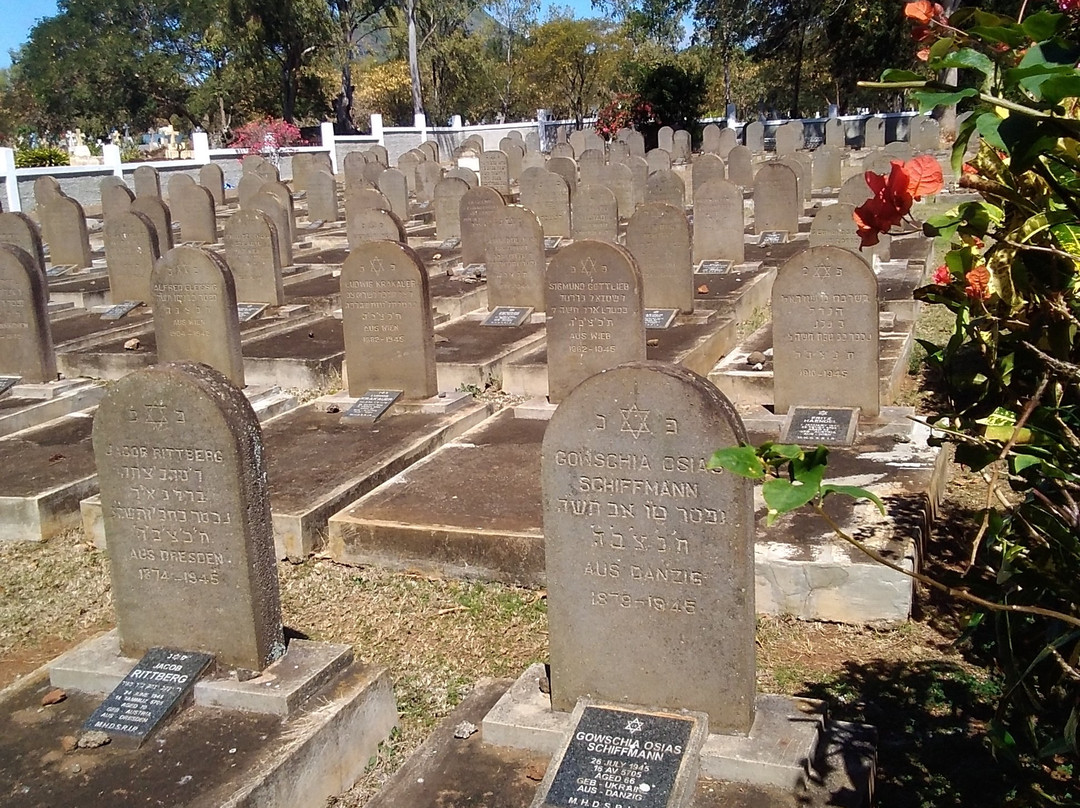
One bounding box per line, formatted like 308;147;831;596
620;404;651;438
624;717;645;734
144;403;167;425
579;256;601;274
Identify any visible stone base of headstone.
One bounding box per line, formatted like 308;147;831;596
485;664;841;791
427;312;548;393
359;677;875;808
7;630;397;808
0;380;105;439
47;300;76;314
328;407;547;586
47;269;112;309
513;398;557;420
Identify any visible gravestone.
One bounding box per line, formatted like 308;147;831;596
809;203;863;255
838;174;873;207
500;139;525;181
702;123;722;154
912;116;941;152
133;165;162;199
223;208;284;305
773;246;880;416
367;144;389;166
718;127;738;159
671;129;692;163
397;151;421;195
200;163;226;205
693;178;745;265
545;240;645;402
884;140;913;160
520;170;570;238
864;117;885;149
291;153;314;192
433;177;471;239
691;154;725;199
864;152;896;176
104;210;161;304
775;157;808;203
91;361;284;671
419;140;439;162
0;211;47;275
646;169;686;210
40;196;93;268
781;406;860;446
237;174;266;209
251;192;294;267
131;197;174;252
415;161;443;204
0;244;55;382
242;154;267;176
607;140;629;165
167;173;197;208
479;150;511;196
596;163;635;219
824;118;845;148
774;121;802;155
626;202;693;312
254;160;280;184
812;146;842;190
101;182;135;221
151;246;244;386
744;121;765;153
550;143;575;161
377;168;409;220
173;183;217;244
622;129;646;158
568;130;586;156
459;185;506;265
578;149;606;188
486;205;547;312
340;240;437;399
753;162;800;234
542;360;755;732
525;131;540;152
34;175;64;208
657;126;674;153
307;168;340;222
646;148;672;174
446;165;478;188
547;157;577;198
626;155;649;208
362;160;387;185
522;150;546;172
343;152;370;193
724;145;753;188
571;185;618;243
346;207;407;247
347;185;392;214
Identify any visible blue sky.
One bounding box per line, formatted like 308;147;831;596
0;0;598;71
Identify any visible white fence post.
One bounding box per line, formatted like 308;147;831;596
102;144;123;177
371;113;384;147
0;148;20;212
192;131;210;164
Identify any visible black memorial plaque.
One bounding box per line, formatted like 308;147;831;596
46;265;74;278
101;301;142;321
482;306;533;327
539;704;699;808
544;236;564;250
340;389;403;425
644;309;679;330
781;406;860;446
439;237;461;250
758;230;789;246
696;260;732;275
236;303;268;322
82;647;213;746
0;376;20;398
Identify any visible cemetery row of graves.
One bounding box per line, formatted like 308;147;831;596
0;116;966;807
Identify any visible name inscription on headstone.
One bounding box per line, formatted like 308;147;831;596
341;389;402;425
696;260;732;275
643;309;678;330
482;306;533;327
780;406;859;446
82;647;213;746
101;301;142;321
535;702;703;808
758;230;788;246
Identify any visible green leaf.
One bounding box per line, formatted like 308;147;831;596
928;37;955;61
791;459;826;489
1040;74;1080;105
1021;9;1065;42
968;25;1030;49
930;48;994;76
1050;223;1080;256
975;111;1006;150
1009;453;1042;474
820;484;886;514
769;443;804;460
762;477;820;517
910;87;978;113
880;69;925;83
707;446;765;478
955;441;999;471
1016;210;1074;243
951;112;980;177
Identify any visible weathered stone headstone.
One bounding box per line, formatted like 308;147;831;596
340;240;437;399
167;173;197;208
397;151;421;195
500;139;525;181
251;192;294;267
237;174;265;209
542;360;755;732
224;208;284;305
414;161;443;204
347;185;392;214
522;150;546;172
725;146;753;188
34;176;64;208
291;152;315;192
773;245;880;416
253;160;280;184
824;118;845;148
691;154;725;199
367;144;389;166
0;211;46;276
596;163;635;219
346;206;407;247
809;203;863;255
657;126;674;153
884;140;914;160
864;117;885;149
547;156;577;198
693;178;745;265
419;140;439;163
307;168;340;223
864;152;896;176
446;165;478;188
520;169;570;238
40;196;93;268
550;143;575;161
744;121;764;154
622;129;646;158
912;116;941;152
242;154;267;176
133;165;162;199
91;361;284;671
173;183;217;244
151;246;244;385
362;159;387;185
718;127;738;159
433;177;470;240
568;129;586;156
545;240;645;402
0;244;55;382
812;146;842;190
626;202;693;312
571;185;618;243
104;210;161;304
377;168;409;221
479;150;511;196
753;162;800;234
791;152;814;201
343;151;370;194
101;182;135;221
646;169;686;210
838;174;873;207
626;155;649;208
131;197;174;252
607;140;629;165
671;129;692;163
486;206;546;311
646;148;672;174
200;163;226;205
702;123;722;154
459;185;506;264
775;121;803;155
578;148;606;188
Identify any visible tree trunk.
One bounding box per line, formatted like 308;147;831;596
790;21;805;118
407;0;423;116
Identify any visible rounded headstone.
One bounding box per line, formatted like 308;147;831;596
223;208;284;305
104;210;160;304
0;244;55;382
